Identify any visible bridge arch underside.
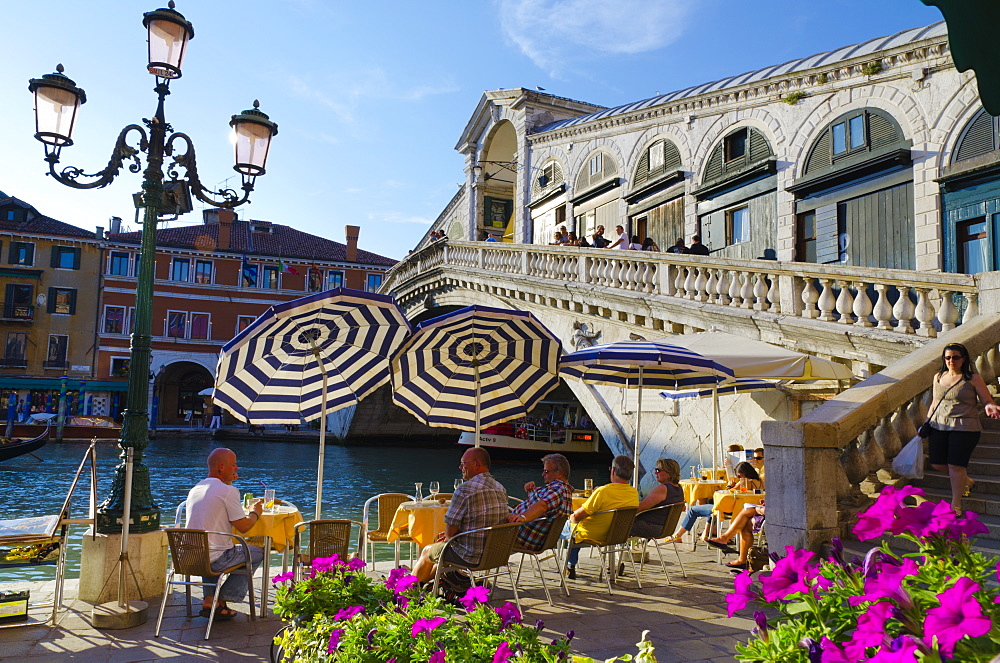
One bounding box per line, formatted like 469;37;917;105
397;272;847;490
156;361;213;427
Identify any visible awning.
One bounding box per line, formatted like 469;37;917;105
0;377;130;391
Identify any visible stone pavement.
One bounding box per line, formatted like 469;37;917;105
0;543;752;662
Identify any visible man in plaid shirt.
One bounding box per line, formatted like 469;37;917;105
507;453;573;551
413;447;508;582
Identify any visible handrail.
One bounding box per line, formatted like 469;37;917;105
383;240;980;338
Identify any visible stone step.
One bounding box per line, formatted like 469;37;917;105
842;528;1000;562
915;471;1000;497
972;441;1000;461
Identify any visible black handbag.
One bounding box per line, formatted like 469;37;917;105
917;421;933;438
919;380;962;438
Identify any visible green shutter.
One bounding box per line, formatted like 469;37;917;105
749;128;773;162
634;151;650;186
805;130;833;174
72;248;80;270
47;287;55;313
7;243;16;264
51;247;60;268
69;289;77;315
868;112;900;150
703;143;725;184
955;108;996;162
664;141;681;171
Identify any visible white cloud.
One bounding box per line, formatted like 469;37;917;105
497;0;691;74
368;211;433;226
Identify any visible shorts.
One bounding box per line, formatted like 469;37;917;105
927;425;980;467
426;541;475;567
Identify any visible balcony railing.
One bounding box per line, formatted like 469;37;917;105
42;359;69;370
1;301;34;321
384;241;981;337
0;357;27;369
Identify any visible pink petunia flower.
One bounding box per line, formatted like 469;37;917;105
726;570;760;617
924;577;992;657
759;546;821;602
459;585;491;611
327;628;345;653
819;636;866;663
852;600;893;648
271;571;295;584
385;567;420;594
346;557;367;571
495;602;521;628
312;555;344;573
411;616;447;637
868;635;920;662
333;605;365;621
428;651;446;663
849;558;919;608
492;642;514;663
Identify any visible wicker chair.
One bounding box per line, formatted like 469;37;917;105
630;502;687;583
292;519;363;579
432;521;522;612
513;514;568;606
155;529;257;640
362;493;415;565
563;507;640;595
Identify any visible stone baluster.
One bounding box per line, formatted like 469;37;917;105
641;262;656;293
891;404;917;450
752;273;768;311
962;293;979;324
835;281;854;324
766;273;780;314
984;345;1000;389
716;269;731;306
801;277;819;319
892;286;915;334
937;291;959;332
624;260;638;291
914;288;936;337
817;279;837;321
872;284;893;330
840;438;868;486
683;266;697;300
477;246;485;270
739;271;754;309
729;271;743;307
875;414;902;459
607;258;620;288
694;267;709;302
852;281;873;327
705;270;719;304
673;266;686;299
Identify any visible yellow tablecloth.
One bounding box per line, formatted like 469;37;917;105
387;501;448;549
572;496;586;510
239;505;302;553
712;490;764;517
680;480;727;505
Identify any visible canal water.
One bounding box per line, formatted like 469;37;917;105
0;437;612;580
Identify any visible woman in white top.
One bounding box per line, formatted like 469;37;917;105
628;235;643;250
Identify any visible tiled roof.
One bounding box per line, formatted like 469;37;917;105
0;195;98;240
536;22;947;134
107;219;397;267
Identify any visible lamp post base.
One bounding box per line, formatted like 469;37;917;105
91;600;149;630
79;529;167;603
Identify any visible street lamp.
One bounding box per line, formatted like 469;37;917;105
28;1;278;534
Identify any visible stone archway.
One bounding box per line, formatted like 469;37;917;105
155;361;214;426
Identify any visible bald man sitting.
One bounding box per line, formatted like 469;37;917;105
186;447;264;620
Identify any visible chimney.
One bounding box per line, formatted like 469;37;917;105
216;208;236;250
345;225;360;262
109;216;122;234
95;226;104;240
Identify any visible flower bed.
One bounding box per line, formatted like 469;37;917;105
272;555;654;662
728;485;1000;661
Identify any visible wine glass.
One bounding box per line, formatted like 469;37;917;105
454;478;462;491
429;481;440;499
414;482;423;502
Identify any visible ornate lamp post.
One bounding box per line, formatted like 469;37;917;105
28;2;277;534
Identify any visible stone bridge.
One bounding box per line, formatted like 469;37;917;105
383;240;1000;552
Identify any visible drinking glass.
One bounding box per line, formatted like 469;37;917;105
454;479;462;491
429;481;440;499
414;482;423;502
263;489;275;512
690;465;697;480
583;478;594;494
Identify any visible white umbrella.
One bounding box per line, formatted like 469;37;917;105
213;288;410;519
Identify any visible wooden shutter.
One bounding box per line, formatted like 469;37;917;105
748;128;773;162
868;112;900;150
634;151;650;186
7;243;16;264
814;204;840;264
664;141;681;171
805;131;833;175
69;289;77;314
703;144;725;184
47;287;56;313
955;109;996;162
51;247;61;268
72;247;81;270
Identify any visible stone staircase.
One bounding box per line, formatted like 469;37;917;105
844;418;1000;560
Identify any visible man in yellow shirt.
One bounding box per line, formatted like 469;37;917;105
565;454;639;578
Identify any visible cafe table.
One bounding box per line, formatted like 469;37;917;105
238;503;303;615
711;490;765;518
680;479;727;506
387;500;449;563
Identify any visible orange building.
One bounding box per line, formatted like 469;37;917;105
97;209;396;426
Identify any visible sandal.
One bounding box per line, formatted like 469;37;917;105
707;539;739;555
199;606;236;621
964;478;975;498
724;561;748;570
666;534;684;543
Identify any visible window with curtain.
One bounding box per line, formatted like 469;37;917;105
104;306;126;334
167;311;187;338
190;313;210;340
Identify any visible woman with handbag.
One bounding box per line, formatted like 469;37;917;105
925;343;1000;511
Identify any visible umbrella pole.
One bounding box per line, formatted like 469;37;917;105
712;385;719;475
474;360;481;448
313;339;329;521
634;367;643;487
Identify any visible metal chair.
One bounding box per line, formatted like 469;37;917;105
563;507;640;595
292;519;363;579
432;521;523;612
631;502;687;583
155;528;257;640
361;493;415;565
513;514;568;606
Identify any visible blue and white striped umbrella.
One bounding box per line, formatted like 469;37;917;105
559;340;735;485
390;306;561;446
660;378;777;400
213;288;410;519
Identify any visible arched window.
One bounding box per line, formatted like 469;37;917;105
574;150;618;192
531;160;565;199
700;127;774;187
632;138;682;189
952;107;1000;164
803;108;904;175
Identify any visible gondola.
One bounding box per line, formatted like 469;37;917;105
0;425;50;462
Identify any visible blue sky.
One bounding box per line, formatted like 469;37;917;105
0;1;944;261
